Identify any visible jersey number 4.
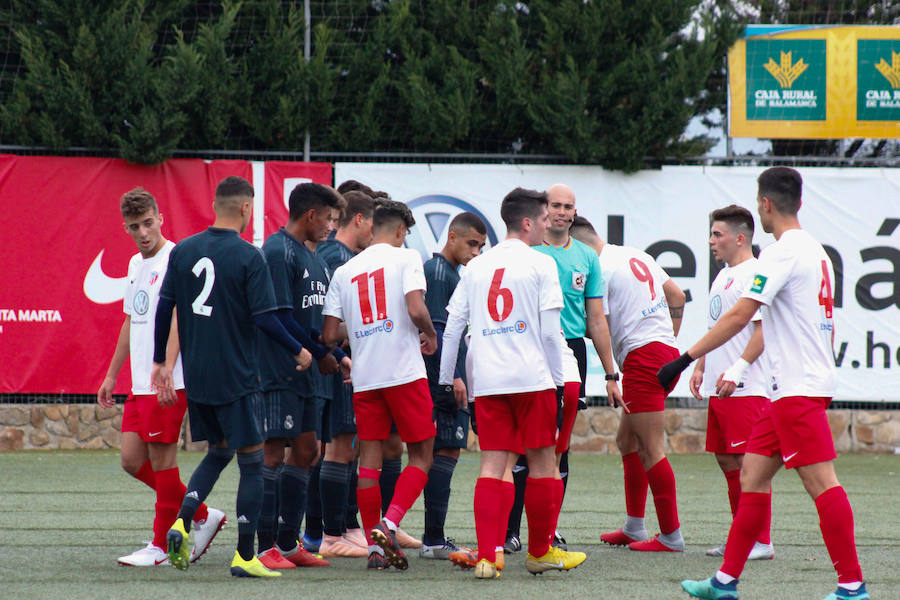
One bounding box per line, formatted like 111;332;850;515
352;268;387;325
488;268;513;322
191;257;215;317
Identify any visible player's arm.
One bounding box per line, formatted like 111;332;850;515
689;355;705;401
585;297;624;408
658;297;760;388
439;312;467;386
716;321;764;398
152;296;177;406
253;310;312;371
321;315;343;347
406;289;438;355
158;309;181;398
540;307;566;387
98;316;130;408
663;279;686;337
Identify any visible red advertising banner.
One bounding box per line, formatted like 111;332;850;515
0;155;331;394
263;161;333;237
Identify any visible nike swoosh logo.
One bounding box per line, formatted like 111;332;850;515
156;558;168;565
782;451;799;462
148;431;162;437
84;250;127;304
730;440;747;447
545;560;565;568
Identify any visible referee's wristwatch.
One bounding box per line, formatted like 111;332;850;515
605;372;620;381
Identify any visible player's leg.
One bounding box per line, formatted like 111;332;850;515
551;380;580;550
504;454;528;552
422;404;467;559
115;396;155;565
319;433;366;557
601;414;649;545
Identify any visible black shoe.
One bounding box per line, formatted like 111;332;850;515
552;531;568;551
370;520;408;570
503;533;522;554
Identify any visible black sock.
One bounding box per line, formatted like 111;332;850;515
257;464;279;552
303;461;323;540
423;454;457;545
559;450;569;498
320;460;349;537
236;449;264;561
380;457;402;516
180;445;234;532
276;464;309;551
507;454;529;538
345;460;360;530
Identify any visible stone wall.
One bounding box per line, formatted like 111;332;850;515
2;404;900;453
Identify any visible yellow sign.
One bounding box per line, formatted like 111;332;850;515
728;25;900;139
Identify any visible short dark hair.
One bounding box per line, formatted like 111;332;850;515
373;198;415;231
710;204;754;239
337;179;375;196
570;215;597;236
215;175;254;200
448;211;486;236
288;182;342;221
120;187;158;219
500;187;547;231
338;190;375;228
757;167;802;215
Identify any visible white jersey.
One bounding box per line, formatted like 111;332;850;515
562;336;580;384
742;229;836;401
323;243;427;392
599;244;676;365
702;258;768;398
124;240;184;395
446;239;563;396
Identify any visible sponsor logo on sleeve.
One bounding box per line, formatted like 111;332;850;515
750;275;768;294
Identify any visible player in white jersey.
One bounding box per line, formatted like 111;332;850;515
660;168;867;600
688;205;774;561
97;187;224;568
322;199;437;571
439;187;587;579
569;216;687;553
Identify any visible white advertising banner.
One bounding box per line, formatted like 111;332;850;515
335;163;900;402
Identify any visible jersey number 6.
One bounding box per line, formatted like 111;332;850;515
488;268;513;322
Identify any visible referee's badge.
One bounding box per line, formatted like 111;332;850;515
571;271;586;292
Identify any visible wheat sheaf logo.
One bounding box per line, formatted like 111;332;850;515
875;51;900;88
764;51;808;88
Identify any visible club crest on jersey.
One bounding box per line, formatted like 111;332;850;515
571;271;586;292
133;290;150;315
149;271;159;286
750;275;768;293
724;277;734;290
709;294;722;320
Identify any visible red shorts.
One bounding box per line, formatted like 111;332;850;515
353;378;436;443
475;389;557;453
556;381;581;454
622;342;680;413
706;395;770;454
746;396;836;469
120;389;187;444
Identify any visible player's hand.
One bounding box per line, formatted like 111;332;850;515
657;351;693;389
606;381;628;414
420;331;438;356
453;377;468;410
339;357;352;384
689;367;704;401
151;364;176;407
715;373;737;398
97;376;116;408
317;352;339;375
433;384;457;414
294;348;313;371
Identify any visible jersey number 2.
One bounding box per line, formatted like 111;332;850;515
488;268;513;322
191;257;215;317
352;268;387;325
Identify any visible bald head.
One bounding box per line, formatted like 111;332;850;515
545;183;576;242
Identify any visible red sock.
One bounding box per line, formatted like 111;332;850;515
153;467;184;549
384;465;428;527
646;457;680;534
133;460;156;490
498;481;515;552
724;469;741;516
524;477;556;558
757;485;772;545
815;486;863;584
549;478;564;544
721;491;769;578
358;467;382;536
622;452;648;518
474;478;503;562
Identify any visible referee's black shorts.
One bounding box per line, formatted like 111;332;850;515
565;337;587;399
